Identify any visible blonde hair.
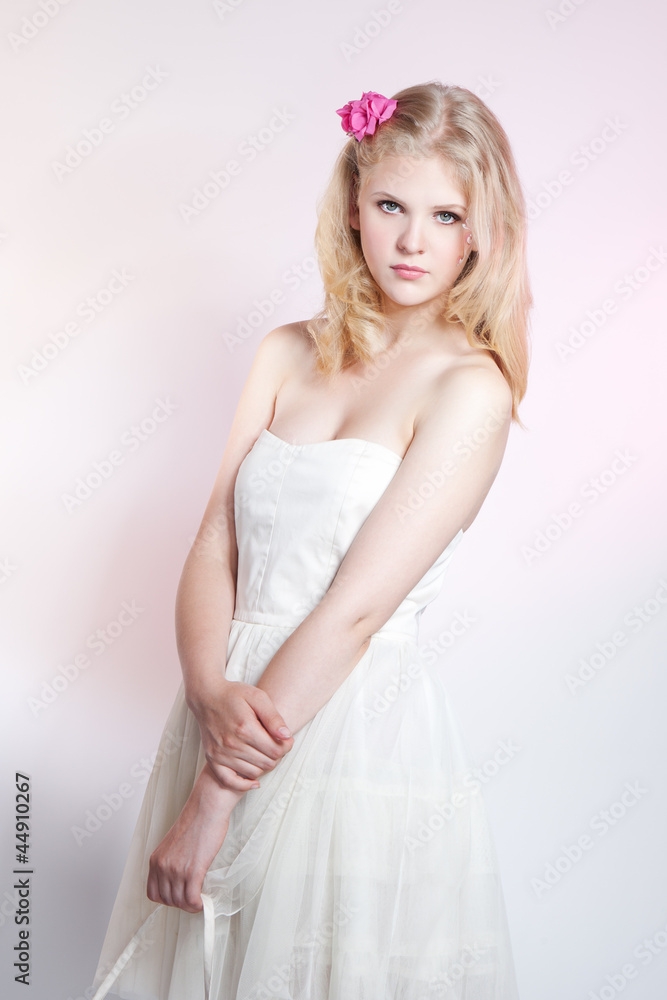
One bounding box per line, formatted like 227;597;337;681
307;81;533;426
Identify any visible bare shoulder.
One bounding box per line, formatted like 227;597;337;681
415;345;513;439
255;320;315;377
445;353;512;408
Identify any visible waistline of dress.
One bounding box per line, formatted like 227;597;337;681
231;610;419;644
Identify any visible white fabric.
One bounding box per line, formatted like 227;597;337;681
91;429;519;999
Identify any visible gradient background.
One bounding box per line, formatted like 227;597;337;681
2;0;666;997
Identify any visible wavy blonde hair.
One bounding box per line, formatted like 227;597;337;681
306;81;533;426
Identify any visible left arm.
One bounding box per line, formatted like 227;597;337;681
253;363;513;734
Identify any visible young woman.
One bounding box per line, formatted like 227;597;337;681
92;82;532;999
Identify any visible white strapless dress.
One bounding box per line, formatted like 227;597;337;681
91;428;520;1000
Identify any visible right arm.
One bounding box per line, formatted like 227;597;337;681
177;326;300;791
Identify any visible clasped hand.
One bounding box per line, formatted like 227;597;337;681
192;677;295;791
147;680;294;913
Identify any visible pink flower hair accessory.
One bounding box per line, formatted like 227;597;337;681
336;91;398;141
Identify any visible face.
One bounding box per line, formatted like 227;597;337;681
349;154;474;317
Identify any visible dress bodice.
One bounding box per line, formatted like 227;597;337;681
233;429;463;641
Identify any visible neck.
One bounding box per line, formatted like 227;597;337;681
377;290;450;347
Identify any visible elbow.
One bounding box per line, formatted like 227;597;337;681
337;606;387;646
313;596;378;647
349;613;378;645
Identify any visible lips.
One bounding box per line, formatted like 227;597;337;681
391;265;427;273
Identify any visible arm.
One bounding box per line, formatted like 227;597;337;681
252;363;513;734
176;326;302;791
147;763;243;912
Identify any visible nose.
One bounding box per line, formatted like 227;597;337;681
397;217;425;254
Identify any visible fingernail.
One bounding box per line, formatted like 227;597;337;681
278;727;291;738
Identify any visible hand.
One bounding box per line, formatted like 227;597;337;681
189;677;295;792
147;762;240;912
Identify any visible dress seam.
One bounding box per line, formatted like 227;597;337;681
253;444;295;610
323;448;366;583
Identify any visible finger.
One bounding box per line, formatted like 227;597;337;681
235;714;286;760
246;689;294;744
204;736;266;780
207;730;281;774
147;855;171;906
206;759;261;790
156;872;174;909
171;875;202;914
183;875;205;913
205;715;272;770
225;750;280;777
146;870;160;904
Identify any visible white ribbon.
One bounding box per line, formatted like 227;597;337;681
202;892;216;999
90;894;216;1000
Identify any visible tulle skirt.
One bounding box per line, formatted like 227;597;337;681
92;617;519;999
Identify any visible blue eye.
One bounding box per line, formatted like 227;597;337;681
378;200;401;214
436;211;460;225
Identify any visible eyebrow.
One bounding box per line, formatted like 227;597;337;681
370;190;467;212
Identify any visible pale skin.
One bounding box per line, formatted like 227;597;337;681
147;153;514;913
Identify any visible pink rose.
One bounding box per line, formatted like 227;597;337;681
336;90;398;141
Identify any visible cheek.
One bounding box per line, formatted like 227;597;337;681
360;221;387;258
442;228;465;253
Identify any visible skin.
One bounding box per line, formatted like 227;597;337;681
147;153;509;914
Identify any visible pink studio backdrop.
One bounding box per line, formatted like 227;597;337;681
1;1;666;997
